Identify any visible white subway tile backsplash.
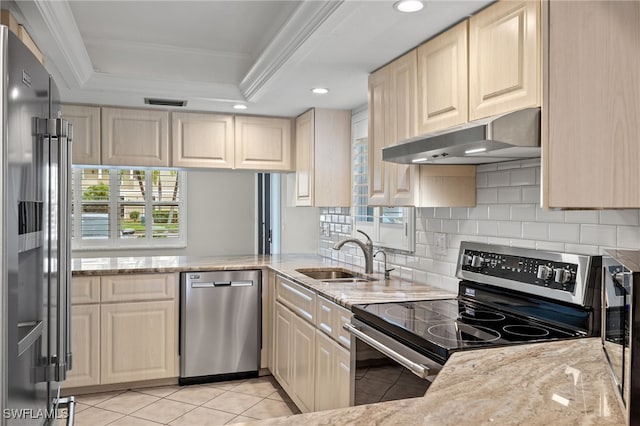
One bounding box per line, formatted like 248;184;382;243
477;188;498;204
319;155;640;294
548;223;580;243
442;220;459;233
476;172;489;188
523;222;549;240
510;204;536;221
487;170;510;187
469;206;489;220
565;243;600;255
478;221;499;236
427;219;443;232
580;224;616;246
600;210;640;226
521;186;540;203
489;205;510;220
535;241;565;252
498;221;522;238
510;168;536;186
435;208;451;219
496;160;523;170
498;187;521;204
536;207;565;223
617;226;640;249
451;208;469;220
565;210;599;224
476;163;498;172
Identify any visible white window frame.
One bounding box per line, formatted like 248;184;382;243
351;109;415;252
71;166;187;250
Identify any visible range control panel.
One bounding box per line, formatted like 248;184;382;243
460;249;578;294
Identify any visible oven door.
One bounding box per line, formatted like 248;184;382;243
345;318;443;406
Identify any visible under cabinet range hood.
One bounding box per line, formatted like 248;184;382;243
383;108;541;165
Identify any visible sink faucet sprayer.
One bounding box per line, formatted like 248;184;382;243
332;230;374;274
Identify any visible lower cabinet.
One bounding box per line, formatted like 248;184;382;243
314;330;350;411
66;304;101;387
101;300;177;384
65;274;178;389
273;301;315;412
271;275;352;413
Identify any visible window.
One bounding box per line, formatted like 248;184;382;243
71;166;186;249
352;136;415;252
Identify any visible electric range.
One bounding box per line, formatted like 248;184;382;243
348;242;602;380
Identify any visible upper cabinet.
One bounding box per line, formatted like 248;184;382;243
468;1;540;120
171;112;234;168
234;116;293;171
543;1;640;208
295;108;351;207
61;104;101;165
417;21;468;134
368;45;475;207
101;107;170;167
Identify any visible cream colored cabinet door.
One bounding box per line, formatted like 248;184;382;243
273;301;292;390
388;51;418;207
367;64;391;206
469;0;540;120
314;330;351;411
100;300;177;384
61;105;101;165
417;21;468;134
171;112;234;168
544;1;640;208
295;109;352;207
295;109;314;206
234;116;292;171
101;107;170;167
65;304;101;387
291;314;315;413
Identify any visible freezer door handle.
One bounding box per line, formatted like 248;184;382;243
54;396;76;426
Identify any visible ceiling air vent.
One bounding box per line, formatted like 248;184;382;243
144;97;187;107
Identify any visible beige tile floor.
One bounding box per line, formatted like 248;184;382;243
71;376;299;426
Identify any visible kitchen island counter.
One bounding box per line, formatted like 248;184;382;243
72;254;455;308
247;337;623;425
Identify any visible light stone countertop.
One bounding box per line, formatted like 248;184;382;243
73;254;624;425
72;254;455;308
247;338;624;425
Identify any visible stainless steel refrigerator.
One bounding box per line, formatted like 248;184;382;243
1;26;75;425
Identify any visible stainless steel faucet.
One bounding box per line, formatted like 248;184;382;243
333;230;374;274
374;249;394;280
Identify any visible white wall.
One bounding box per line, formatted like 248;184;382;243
73;169;257;258
279;174;319;254
320;158;640;293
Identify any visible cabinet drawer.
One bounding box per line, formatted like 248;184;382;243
101;274;177;303
72;276;100;304
316;296;352;349
276;275;315;324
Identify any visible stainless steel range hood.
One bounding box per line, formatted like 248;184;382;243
382;108;541;165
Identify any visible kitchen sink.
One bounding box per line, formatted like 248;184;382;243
296;268;376;282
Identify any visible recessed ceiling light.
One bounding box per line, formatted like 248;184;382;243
393;0;424;13
233;104;248;110
311;88;329;94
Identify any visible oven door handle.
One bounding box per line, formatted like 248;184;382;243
343;323;431;379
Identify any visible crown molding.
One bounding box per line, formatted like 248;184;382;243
239;0;344;102
30;0;93;85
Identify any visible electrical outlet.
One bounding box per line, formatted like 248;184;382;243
435;232;447;256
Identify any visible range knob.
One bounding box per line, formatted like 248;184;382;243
537;265;552;280
461;254;473;266
471;255;484;268
554;268;571;284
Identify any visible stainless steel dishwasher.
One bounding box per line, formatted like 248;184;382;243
179;270;261;385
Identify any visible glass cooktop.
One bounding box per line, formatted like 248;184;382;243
352;298;581;363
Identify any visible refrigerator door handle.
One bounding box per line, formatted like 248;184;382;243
55;119;73;380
